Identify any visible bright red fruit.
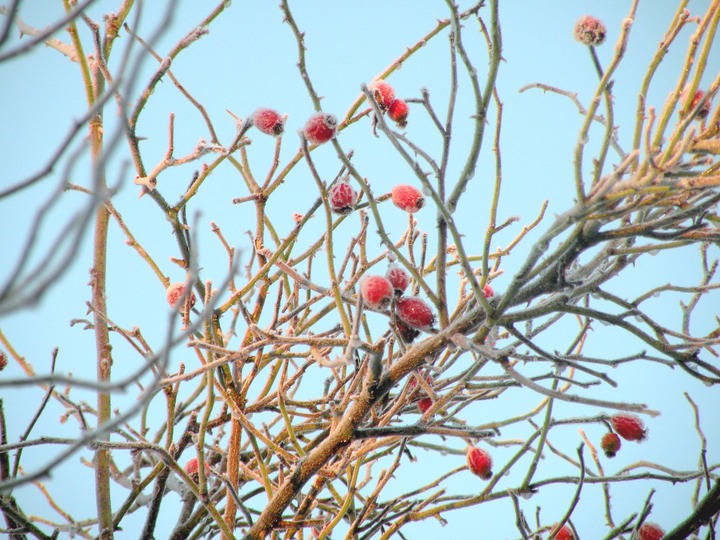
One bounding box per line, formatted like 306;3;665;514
395;296;435;330
385;264;410;295
360;275;394;310
184;458;210;479
611;414;647;442
408;372;433;394
166;282;196;309
408;372;434;414
391;184;425;213
388;99;409;127
601;432;622;458
635;522;665;540
483;284;494;298
251;108;284;136
418;397;433;414
690;90;711;118
303;112;338;144
466;446;492;480
550;524;574;540
369;79;395;110
328;180;357;215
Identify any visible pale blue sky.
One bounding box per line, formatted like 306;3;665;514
1;1;719;538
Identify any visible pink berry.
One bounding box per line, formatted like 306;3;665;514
550;524;575;540
408;372;433;395
391;184;425;213
328;180;357;215
166;282;196;309
368;79;395;110
418;397;433;414
611;414;647;442
184;458;210;480
408;372;434;413
388;99;409;127
574;15;606;46
466;446;492;480
395;296;435;330
303;112;338;144
385;264;410;295
360;275;394;310
635;522;665;540
251;108;284;136
691;90;711;119
483;284;494;298
394;320;420;343
601;432;622;458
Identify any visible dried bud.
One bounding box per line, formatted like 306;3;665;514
574;15;606;46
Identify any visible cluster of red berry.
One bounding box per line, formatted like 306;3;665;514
252;107;339;145
600;413;648;459
368;79;409;127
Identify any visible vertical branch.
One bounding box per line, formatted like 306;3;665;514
63;1;114;535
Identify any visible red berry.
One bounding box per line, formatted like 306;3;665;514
388;99;409;127
408;372;434;413
360;275;394;310
166;282;196;309
408;372;433;395
690;90;711;118
385;264;410;295
391;184;425;213
466;446;492;480
395;296;435;330
251;108;284;136
395;320;420;343
328;180;357;215
303;112;338;144
483;284;494;298
550;524;575;540
418;396;433;414
574;15;606;46
635;522;665;540
184;458;211;480
611;414;647;442
368;79;395;110
601;432;622;458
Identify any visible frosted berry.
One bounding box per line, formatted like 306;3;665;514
611;414;647;442
550;524;575;540
408;372;433;395
691;90;711;119
184;458;211;480
483;284;494;298
395;320;420;343
466;446;492;480
368;79;395;110
418;396;433;414
166;282;196;309
635;522;665;540
601;432;622;458
395;296;435;330
328;180;357;215
391;184;425;213
574;15;606;46
388;99;409;127
386;264;410;295
303;112;338;144
360;275;394;310
409;372;434;413
251;108;284;136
